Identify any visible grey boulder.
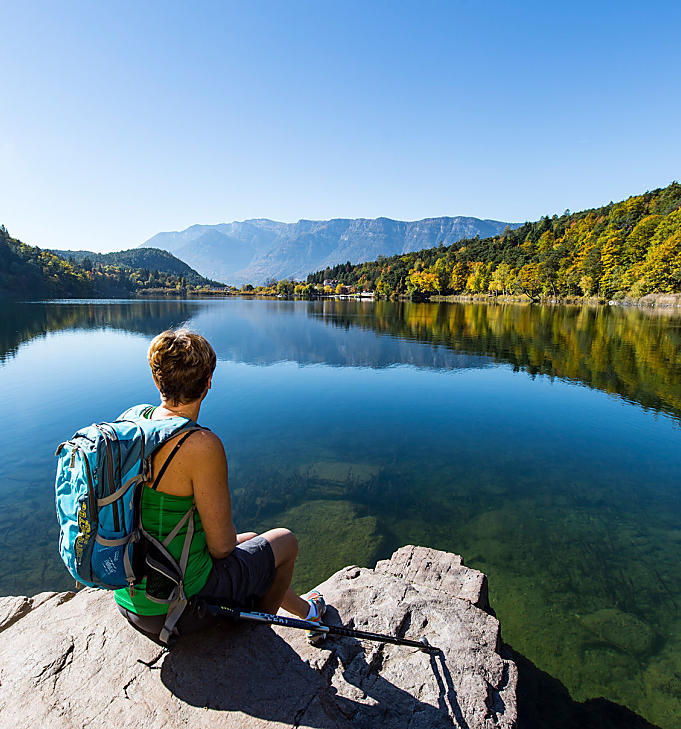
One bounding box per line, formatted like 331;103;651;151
0;545;516;728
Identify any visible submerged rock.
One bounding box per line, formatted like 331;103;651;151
0;546;517;728
262;499;384;590
299;460;381;485
580;607;656;655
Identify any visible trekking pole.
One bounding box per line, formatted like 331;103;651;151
202;602;439;654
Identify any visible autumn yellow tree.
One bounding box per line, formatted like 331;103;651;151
637;210;681;293
450;262;468;292
517;263;543;298
406;268;439;297
599;228;626;297
621;215;662;289
465;262;492;293
488;263;512;295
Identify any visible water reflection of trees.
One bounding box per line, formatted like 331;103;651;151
5;298;681;420
0;301;199;363
313;300;681;418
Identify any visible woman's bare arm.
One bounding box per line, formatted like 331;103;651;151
187;429;237;559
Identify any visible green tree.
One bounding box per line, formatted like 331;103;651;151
276;280;294;296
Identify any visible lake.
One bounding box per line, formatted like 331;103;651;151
1;297;680;727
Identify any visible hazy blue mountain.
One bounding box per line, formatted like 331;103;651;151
141;216;520;285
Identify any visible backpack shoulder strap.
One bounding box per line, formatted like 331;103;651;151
117;403;153;421
150;428;201;491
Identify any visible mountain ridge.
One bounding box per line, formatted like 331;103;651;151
141;215;520;285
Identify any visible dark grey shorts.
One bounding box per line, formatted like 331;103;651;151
198;535;276;609
117;536;276;643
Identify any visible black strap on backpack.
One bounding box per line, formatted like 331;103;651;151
150;430;197;491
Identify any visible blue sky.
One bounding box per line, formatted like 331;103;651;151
2;1;680;252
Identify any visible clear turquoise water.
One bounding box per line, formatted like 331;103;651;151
1;298;680;727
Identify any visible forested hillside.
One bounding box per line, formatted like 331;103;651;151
50;247;216;287
0;226;225;298
307;183;681;299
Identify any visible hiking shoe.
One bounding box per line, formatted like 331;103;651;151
302;590;327;645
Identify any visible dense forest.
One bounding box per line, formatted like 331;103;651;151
49;247;216;287
307;182;681;300
0;226;226;298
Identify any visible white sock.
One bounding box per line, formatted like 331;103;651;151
306;601;318;621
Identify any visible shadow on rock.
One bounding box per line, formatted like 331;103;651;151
161;617;467;729
507;645;662;729
160;622;341;726
317;612;470;729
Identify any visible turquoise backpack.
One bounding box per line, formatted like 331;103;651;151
55;404;202;642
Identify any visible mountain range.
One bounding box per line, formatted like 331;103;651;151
141;216;521;285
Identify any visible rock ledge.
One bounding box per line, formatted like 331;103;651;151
0;545;517;728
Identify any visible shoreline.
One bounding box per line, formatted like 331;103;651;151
4;291;681;310
428;292;681;309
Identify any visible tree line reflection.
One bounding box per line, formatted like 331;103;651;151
312;299;681;419
0;300;199;364
4;298;681;421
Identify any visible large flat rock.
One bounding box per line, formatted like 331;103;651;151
0;545;517;728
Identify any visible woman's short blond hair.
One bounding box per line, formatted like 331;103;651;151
147;329;216;404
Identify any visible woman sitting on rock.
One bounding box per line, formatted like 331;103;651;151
115;328;325;643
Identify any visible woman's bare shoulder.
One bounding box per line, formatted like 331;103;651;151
185;428;226;458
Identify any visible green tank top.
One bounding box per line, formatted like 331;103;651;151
114;414;213;616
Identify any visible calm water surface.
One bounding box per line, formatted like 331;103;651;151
1;298;680;727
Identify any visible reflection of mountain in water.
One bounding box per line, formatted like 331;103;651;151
5;298;681;420
0;300;201;363
192;299;492;371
